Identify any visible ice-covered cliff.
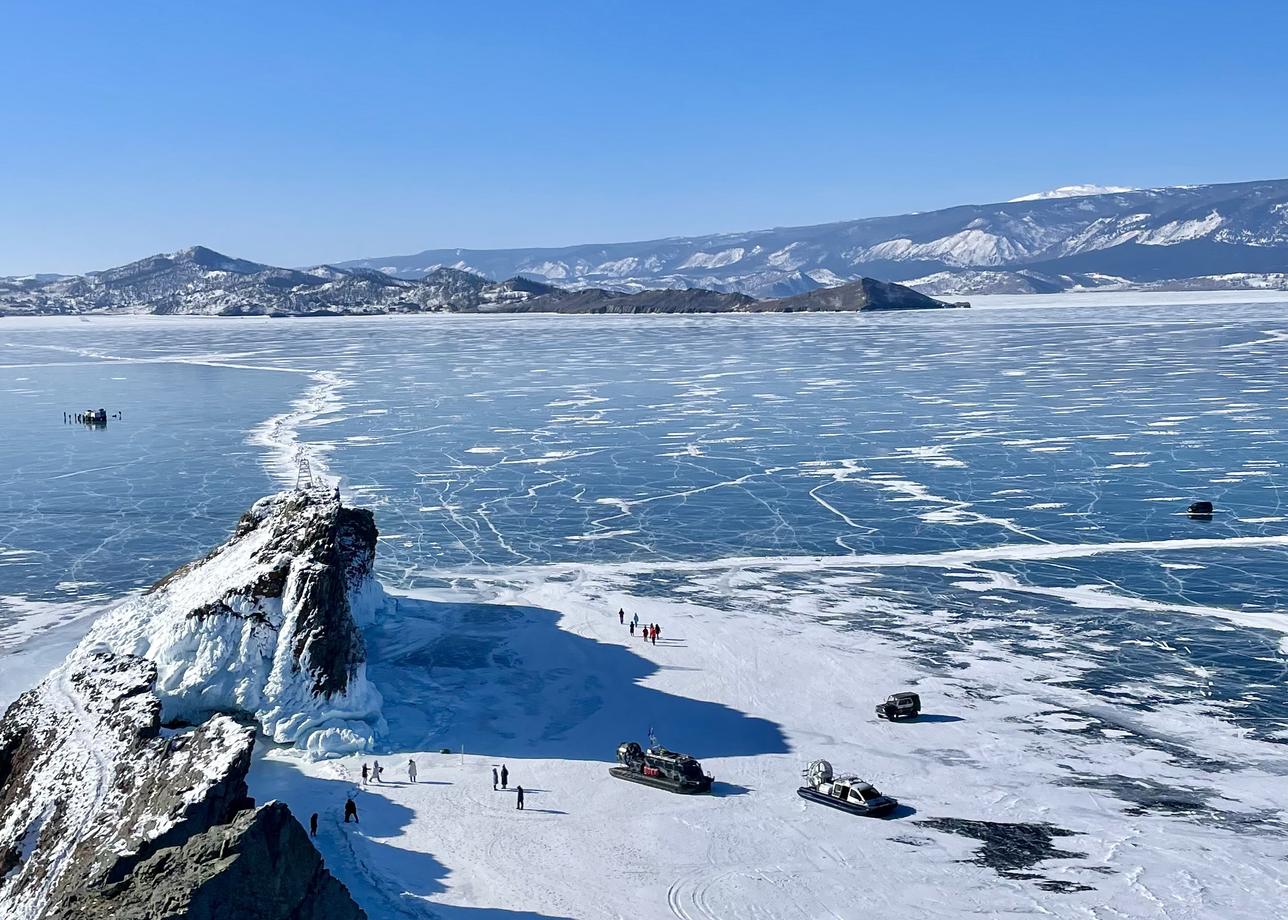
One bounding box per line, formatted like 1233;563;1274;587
78;487;385;756
0;487;380;919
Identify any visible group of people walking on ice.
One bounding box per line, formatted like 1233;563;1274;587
620;607;662;645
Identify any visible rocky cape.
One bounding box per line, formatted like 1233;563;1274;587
0;488;379;920
0;246;956;317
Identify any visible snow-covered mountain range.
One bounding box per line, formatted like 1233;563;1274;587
0;246;951;316
341;178;1288;296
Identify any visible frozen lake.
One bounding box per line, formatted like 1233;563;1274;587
4;298;1288;916
3;302;1287;739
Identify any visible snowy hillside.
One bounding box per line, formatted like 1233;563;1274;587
0;246;555;317
342;178;1288;295
0;247;951;316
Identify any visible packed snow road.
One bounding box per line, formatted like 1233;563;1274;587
249;576;1288;919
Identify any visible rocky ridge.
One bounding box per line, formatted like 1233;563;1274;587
0;488;377;919
0;246;955;316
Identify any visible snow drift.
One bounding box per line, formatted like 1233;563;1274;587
77;487;386;755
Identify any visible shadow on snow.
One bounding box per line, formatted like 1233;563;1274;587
252;752;571;920
364;595;790;763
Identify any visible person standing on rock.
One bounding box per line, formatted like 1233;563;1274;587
310;813;318;837
516;785;525;810
492;766;499;790
500;764;509;789
408;758;418;783
361;763;369;785
344;797;359;824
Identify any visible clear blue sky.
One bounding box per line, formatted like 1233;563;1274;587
2;0;1285;275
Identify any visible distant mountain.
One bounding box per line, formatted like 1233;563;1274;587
339;178;1288;296
1008;184;1135;202
0;247;952;316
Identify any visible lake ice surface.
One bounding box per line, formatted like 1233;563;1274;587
2;298;1287;916
4;305;1285;735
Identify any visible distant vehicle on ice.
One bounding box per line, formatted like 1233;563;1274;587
797;760;898;818
1188;500;1214;517
874;691;921;721
610;740;713;794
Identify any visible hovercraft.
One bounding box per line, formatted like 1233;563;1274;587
610;741;713;794
797;760;897;817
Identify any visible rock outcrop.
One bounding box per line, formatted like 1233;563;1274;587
54;802;363;920
0;654;257;918
0;489;377;919
754;277;953;312
79;487;385;755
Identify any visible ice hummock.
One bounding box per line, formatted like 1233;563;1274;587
76;487;386;756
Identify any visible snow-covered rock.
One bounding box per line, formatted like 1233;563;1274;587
0;652;363;920
0;489;380;919
78;487;385;756
0;653;257;918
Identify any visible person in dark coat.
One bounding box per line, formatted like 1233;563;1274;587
618;608;625;624
361;763;369;785
344;798;359;823
629;621;635;636
492;766;498;790
310;813;318;837
516;785;525;810
500;764;509;789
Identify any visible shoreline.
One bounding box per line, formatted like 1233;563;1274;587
2;287;1288;330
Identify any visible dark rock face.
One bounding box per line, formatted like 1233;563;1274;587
58;803;365;920
82;487;385;751
227;491;378;699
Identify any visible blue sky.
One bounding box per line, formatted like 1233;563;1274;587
2;0;1285;274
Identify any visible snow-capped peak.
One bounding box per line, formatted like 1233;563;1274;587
1009;184;1135;202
